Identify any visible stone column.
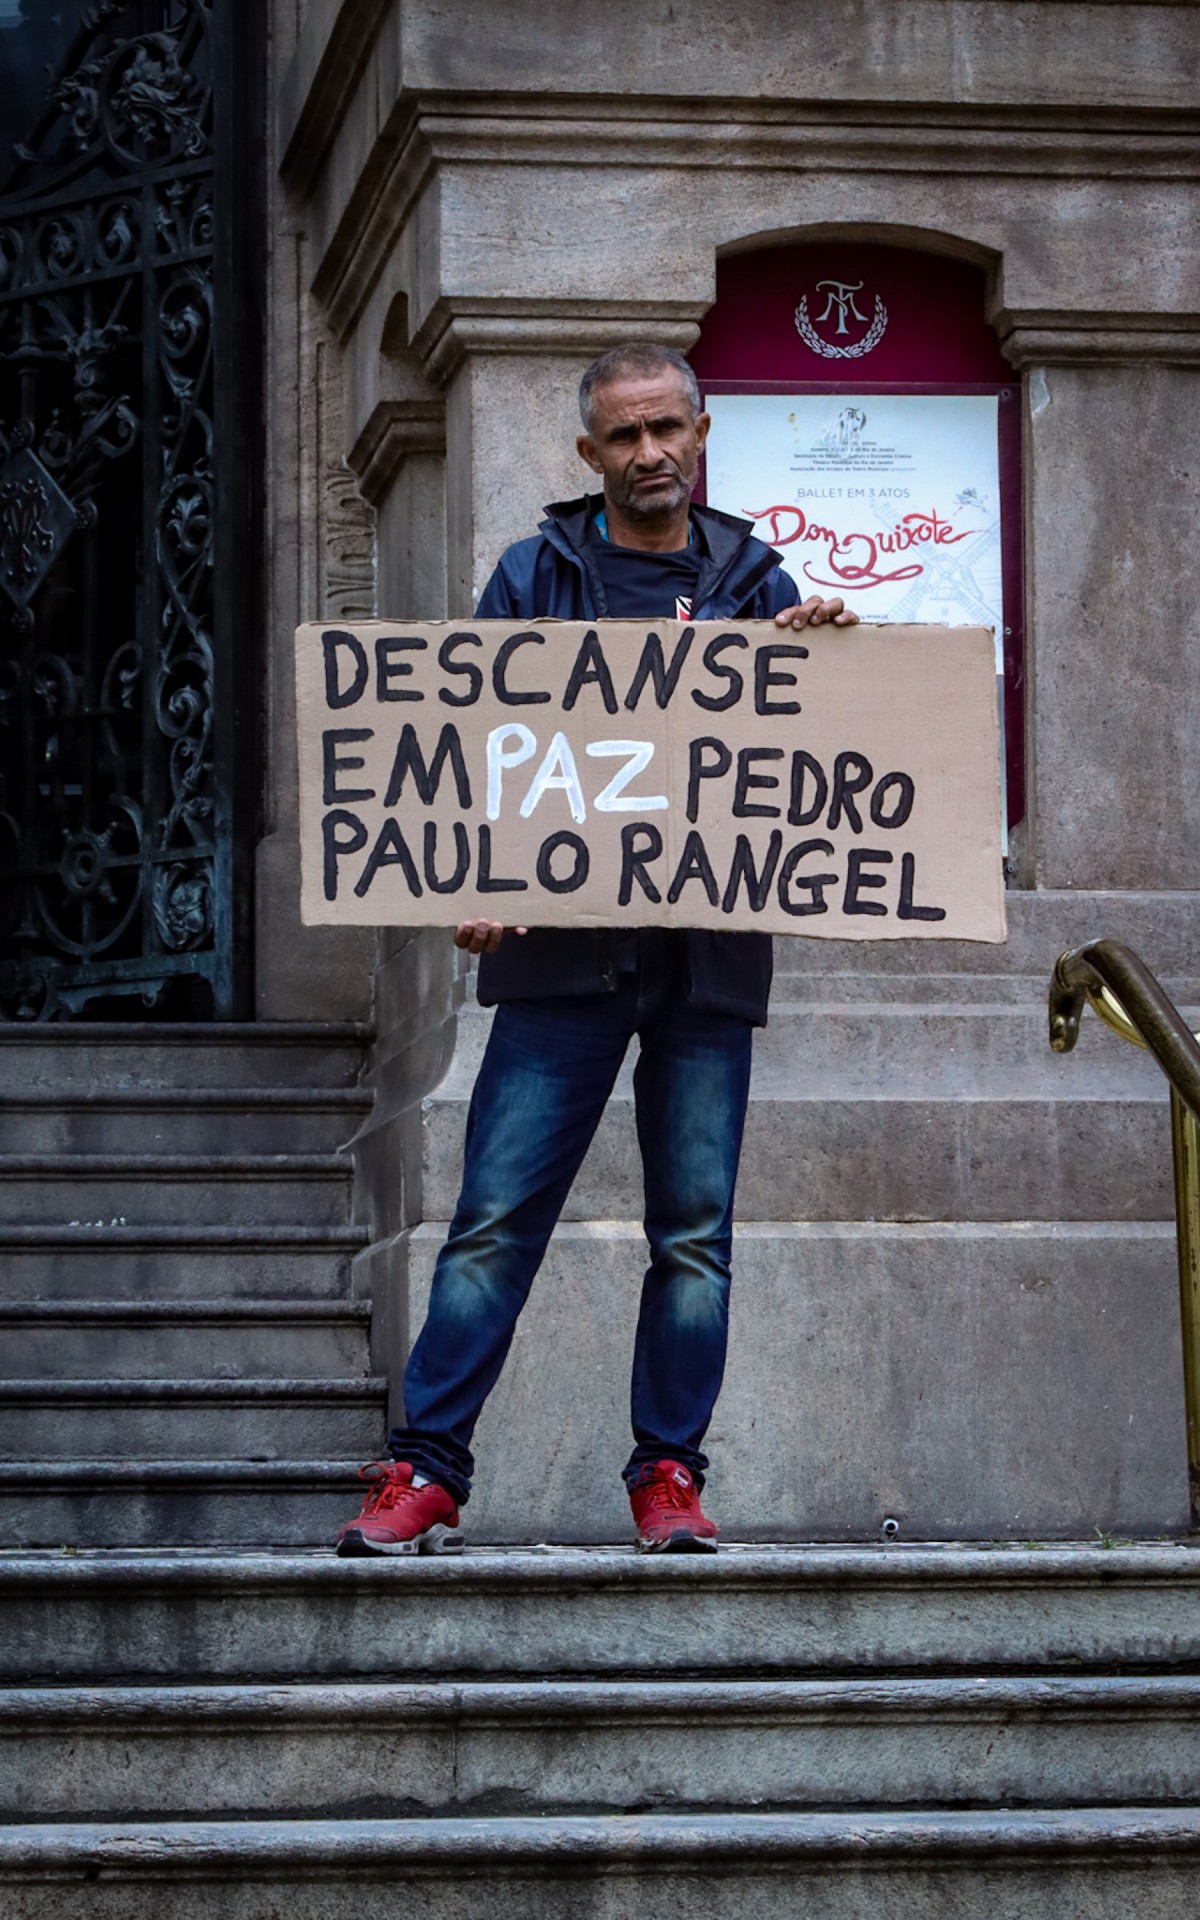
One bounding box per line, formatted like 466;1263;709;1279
1003;328;1200;891
255;0;377;1020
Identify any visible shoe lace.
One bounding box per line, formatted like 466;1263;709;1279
640;1467;695;1514
357;1463;422;1518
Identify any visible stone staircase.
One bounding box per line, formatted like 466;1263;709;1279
3;1542;1200;1913
0;1022;380;1550
4;894;1200;1911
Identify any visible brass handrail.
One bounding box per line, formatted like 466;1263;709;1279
1049;939;1200;1526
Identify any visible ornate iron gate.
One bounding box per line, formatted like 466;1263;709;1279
0;0;258;1019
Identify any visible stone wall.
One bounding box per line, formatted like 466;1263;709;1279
272;0;1199;918
265;0;1200;1536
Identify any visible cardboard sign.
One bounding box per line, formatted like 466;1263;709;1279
295;620;1006;942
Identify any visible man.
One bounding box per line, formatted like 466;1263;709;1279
335;343;858;1558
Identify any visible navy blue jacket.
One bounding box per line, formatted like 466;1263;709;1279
474;495;802;1026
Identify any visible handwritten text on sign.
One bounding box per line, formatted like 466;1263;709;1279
294;621;1006;942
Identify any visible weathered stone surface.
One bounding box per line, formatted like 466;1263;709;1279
0;1089;370;1157
773;889;1200;982
4;1544;1200;1684
6;1810;1200;1920
401;1219;1187;1542
445;351;604;610
0;1025;369;1093
419;1081;1176;1226
0;1021;375;1545
1025;365;1200;889
423;160;1196;339
440;998;1187;1100
0;1379;386;1462
257;63;376;1020
7;1674;1200;1819
0;1301;370;1382
377;451;447;616
0;1157;354;1229
284;3;1200;341
394;2;1200;112
0;1462;365;1552
0;1229;363;1303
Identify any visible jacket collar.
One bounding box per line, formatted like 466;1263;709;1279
539;495;782;619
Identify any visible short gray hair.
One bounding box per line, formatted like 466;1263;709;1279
579;343;701;434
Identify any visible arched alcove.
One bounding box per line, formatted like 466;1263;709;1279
691;240;1023;831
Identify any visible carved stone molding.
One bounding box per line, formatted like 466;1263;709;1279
348;398;446;505
998;311;1200;367
278;0;391;196
303;96;1200;343
412;298;706;385
320;460;376;620
315;338;376;620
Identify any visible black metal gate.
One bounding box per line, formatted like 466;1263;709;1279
0;0;259;1019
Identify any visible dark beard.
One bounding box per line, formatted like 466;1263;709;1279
609;463;693;519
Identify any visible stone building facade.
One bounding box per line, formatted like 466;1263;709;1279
258;0;1200;1542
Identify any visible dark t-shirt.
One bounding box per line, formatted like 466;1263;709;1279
587;513;704;978
587;513;704;620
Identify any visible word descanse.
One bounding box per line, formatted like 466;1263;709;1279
320;625;812;718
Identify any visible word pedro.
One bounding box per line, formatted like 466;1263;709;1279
320;721;945;922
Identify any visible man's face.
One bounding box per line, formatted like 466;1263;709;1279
577;371;710;520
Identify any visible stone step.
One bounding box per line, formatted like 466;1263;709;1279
0;1380;387;1461
0;1461;364;1551
0;1155;355;1227
772;970;1057;1004
0;1301;373;1380
442;996;1189;1096
768;889;1200;979
0;1088;372;1155
0;1021;370;1092
771;964;1200;1004
754;1003;1196;1094
398;1218;1188;1543
3;1809;1200;1917
0;1226;367;1300
4;1545;1199;1686
4;1674;1199;1821
420;1087;1176;1223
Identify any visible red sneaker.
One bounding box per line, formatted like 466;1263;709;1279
629;1460;718;1553
335;1460;463;1557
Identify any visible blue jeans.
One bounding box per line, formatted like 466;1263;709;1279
390;964;753;1506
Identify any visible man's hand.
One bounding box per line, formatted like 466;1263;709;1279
775;595;859;630
454;919;529;956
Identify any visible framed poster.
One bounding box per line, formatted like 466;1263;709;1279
699;381;1020;838
689;242;1024;834
704;391;1004;663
